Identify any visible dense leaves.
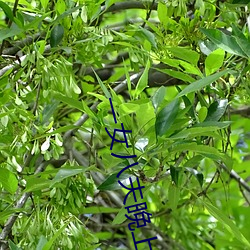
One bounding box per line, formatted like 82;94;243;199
0;0;250;250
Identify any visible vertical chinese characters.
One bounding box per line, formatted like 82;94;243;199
105;98;157;250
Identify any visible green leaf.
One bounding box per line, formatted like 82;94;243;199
231;24;247;40
170;165;181;186
198;106;208;122
205;49;225;75
155;99;179;137
0;25;23;42
134;59;151;98
183;155;203;168
170;126;221;139
41;100;60;125
0;168;18;194
94;70;111;98
50;24;64;47
40;0;49;9
119;103;140;115
177;90;195;119
168;47;200;65
98;173;132;191
42;223;69;250
194;121;231;129
25;12;52;30
185;167;204;187
168;182;180;210
24;177;51;192
156;67;195;83
205;99;228;122
157;1;168;24
199;39;218;55
36;236;48;250
170;143;229;165
87;92;108;102
0;2;14;21
123;60;132;94
138;27;157;48
200;28;247;58
50;166;86;186
0;209;23;223
151;86;166;111
9;241;22;250
234;35;250;58
203;201;250;248
33;125;78;140
178;61;203;76
53;92;84;112
53;5;83;24
80;206;120;214
177;70;231;98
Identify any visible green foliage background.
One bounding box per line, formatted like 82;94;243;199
0;0;250;249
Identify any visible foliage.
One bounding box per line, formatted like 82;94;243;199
1;0;250;249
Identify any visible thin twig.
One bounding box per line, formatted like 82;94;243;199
239;184;250;206
141;0;156;28
219;162;250;193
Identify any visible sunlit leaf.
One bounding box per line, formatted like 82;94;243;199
0;1;14;21
168;47;200;65
134;59;151;98
205;49;225;75
0;168;18;194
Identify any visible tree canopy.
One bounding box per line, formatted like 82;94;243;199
1;0;250;249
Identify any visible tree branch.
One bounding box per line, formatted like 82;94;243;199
219;162;250;193
0;45;50;78
2;32;46;56
102;1;158;14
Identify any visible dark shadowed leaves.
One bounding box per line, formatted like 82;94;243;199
50;24;64;47
170;165;181;186
232;0;250;4
205;99;228;122
155;99;179;137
